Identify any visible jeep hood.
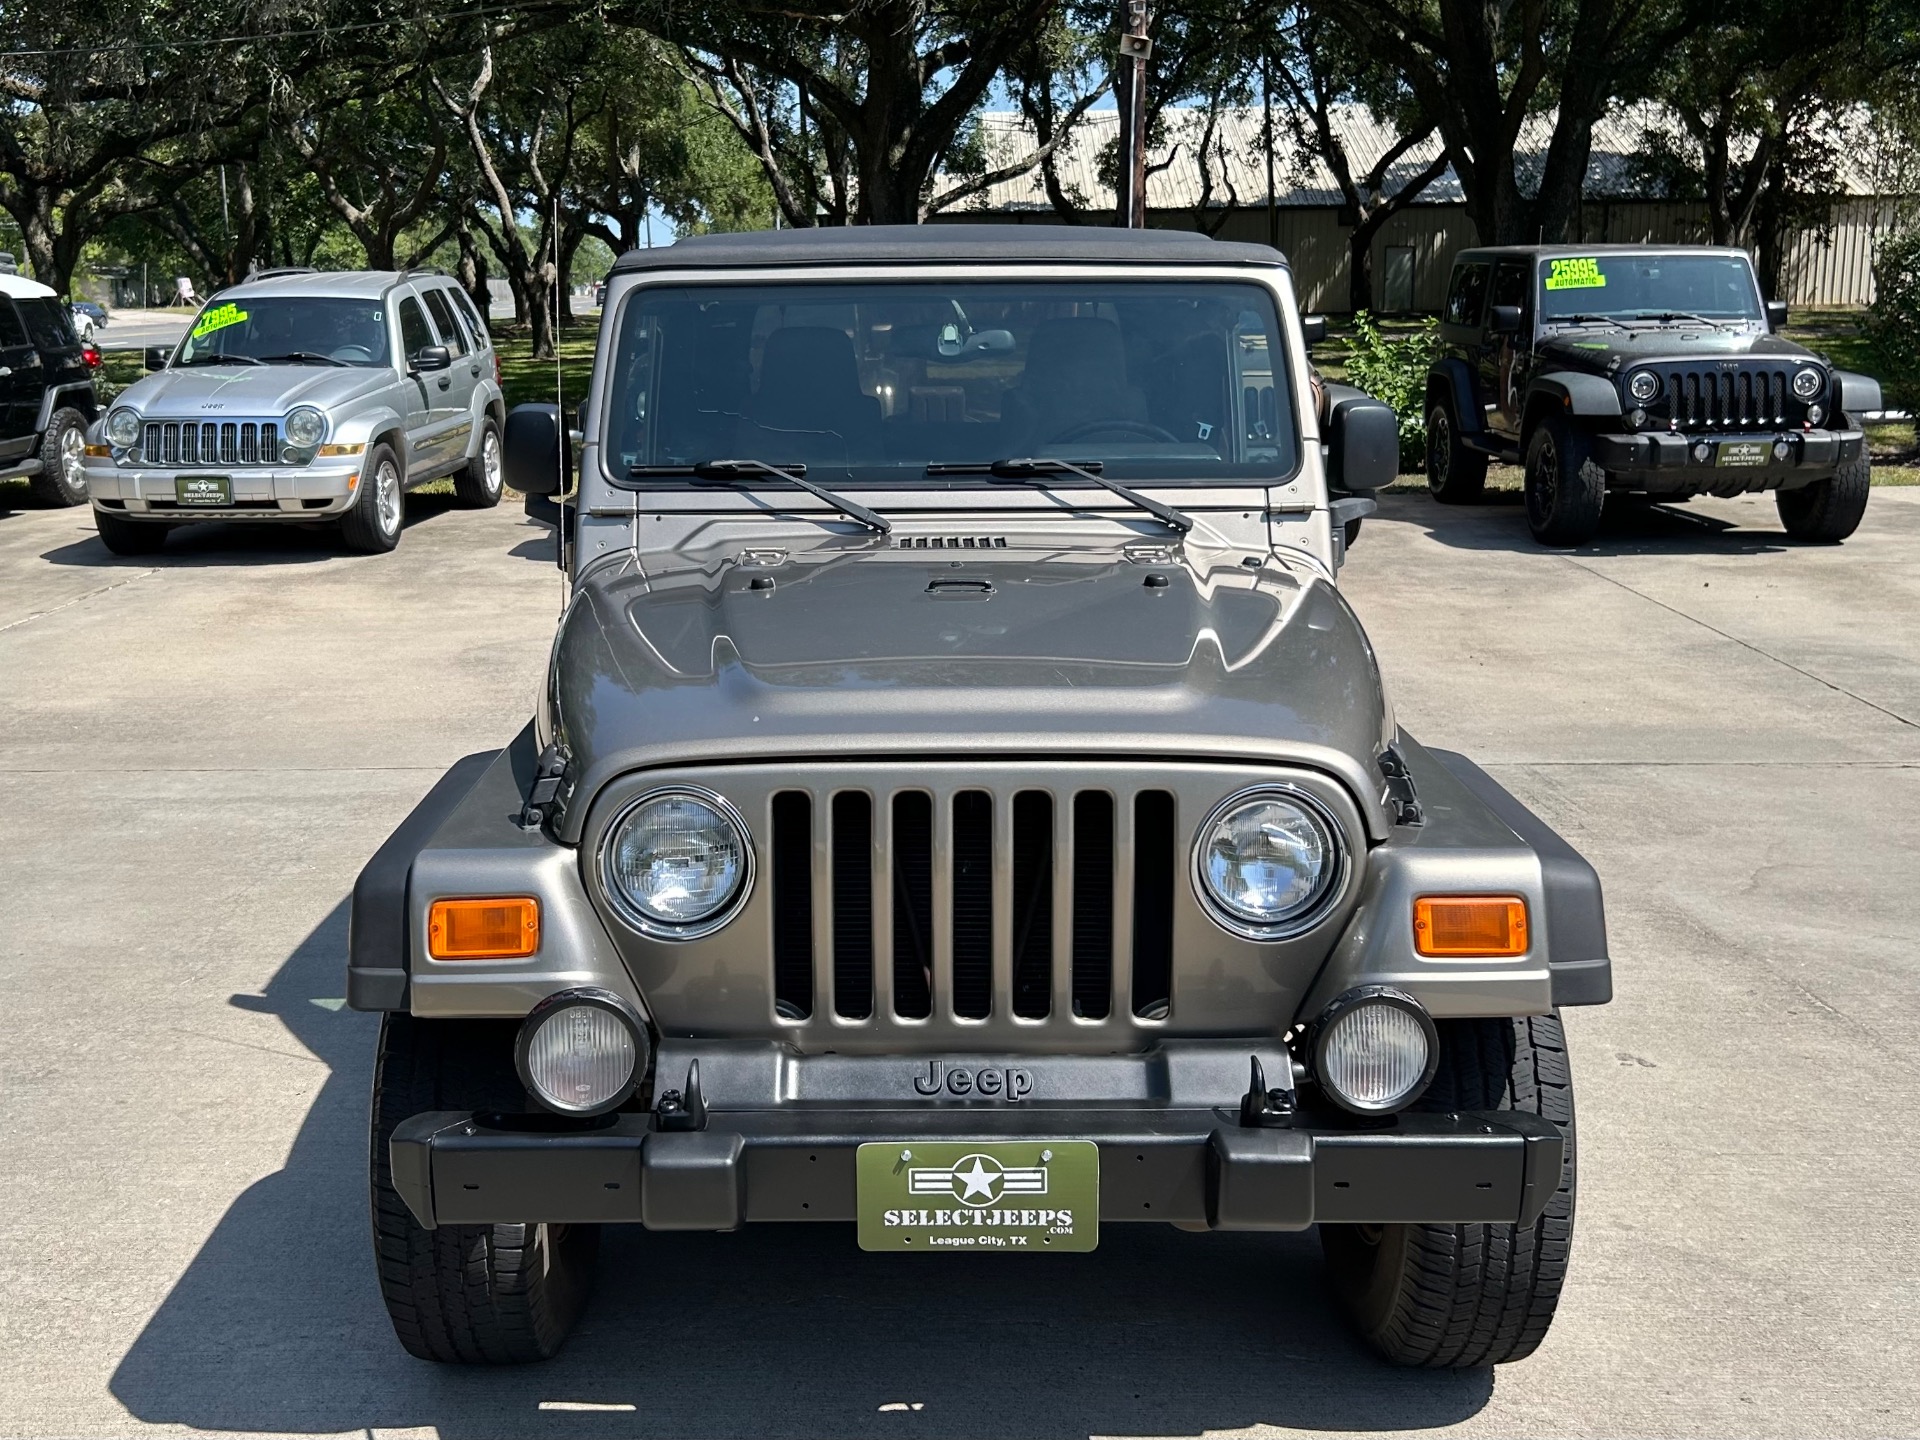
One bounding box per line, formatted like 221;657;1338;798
118;364;391;417
1537;325;1819;374
547;539;1395;841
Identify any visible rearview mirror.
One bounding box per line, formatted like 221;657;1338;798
1488;305;1523;336
1327;393;1400;491
1765;299;1789;332
1300;315;1328;347
503;403;572;496
144;346;170;371
411;345;452;373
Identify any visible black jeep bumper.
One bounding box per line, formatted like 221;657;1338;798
389;1105;1564;1234
1593;427;1864;490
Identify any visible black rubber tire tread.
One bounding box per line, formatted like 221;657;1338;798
369;1012;600;1364
1524;417;1606;546
452;417;503;509
93;509;169;555
1426;402;1488;504
341;443;404;554
1343;516;1363;548
1321;1013;1576;1368
29;406;89;506
1776;446;1870;542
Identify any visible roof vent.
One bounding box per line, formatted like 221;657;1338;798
895;535;1008;549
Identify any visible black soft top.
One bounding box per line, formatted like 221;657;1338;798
610;224;1288;273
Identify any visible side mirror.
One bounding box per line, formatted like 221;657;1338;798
144;346;170;371
503;403;572;496
1488;305;1523;337
1765;299;1789;332
1300;314;1328;347
411;345;452;373
1327;393;1400;492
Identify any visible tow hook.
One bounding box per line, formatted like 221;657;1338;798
1239;1056;1297;1127
654;1058;709;1132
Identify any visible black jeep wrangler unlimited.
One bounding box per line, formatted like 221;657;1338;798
1;272;99;507
1425;245;1882;546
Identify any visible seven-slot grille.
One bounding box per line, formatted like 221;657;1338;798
141;420;282;467
1652;365;1804;430
769;785;1178;1027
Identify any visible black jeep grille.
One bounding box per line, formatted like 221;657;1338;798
1648;365;1810;430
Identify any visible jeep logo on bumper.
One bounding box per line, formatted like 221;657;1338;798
912;1061;1033;1101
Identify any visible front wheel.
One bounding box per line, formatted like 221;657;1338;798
29;407;89;507
453;418;504;509
1426;402;1487;504
370;1013;600;1364
1777;450;1870;542
1524;418;1605;546
94;510;169;556
1321;1014;1577;1367
341;443;404;553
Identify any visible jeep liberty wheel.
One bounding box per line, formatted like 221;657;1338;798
29;407;89;507
1425;402;1487;504
341;443;404;553
453;418;504;508
1524;417;1605;546
370;1013;600;1364
94;510;168;556
1321;1014;1576;1368
1777;449;1870;543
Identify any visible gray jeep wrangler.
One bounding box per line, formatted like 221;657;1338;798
349;226;1611;1368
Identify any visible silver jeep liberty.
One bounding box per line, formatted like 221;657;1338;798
84;268;505;555
350;226;1611;1368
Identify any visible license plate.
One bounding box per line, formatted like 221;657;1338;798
856;1140;1098;1252
175;475;232;506
1716;441;1771;468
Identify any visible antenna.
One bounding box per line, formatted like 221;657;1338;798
553;196;567;595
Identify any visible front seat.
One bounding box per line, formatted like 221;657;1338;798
737;326;882;464
1002;316;1149;450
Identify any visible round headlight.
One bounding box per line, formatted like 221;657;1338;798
515;988;646;1116
1193;788;1342;939
284;405;326;447
602;788;751;937
1312;987;1438;1115
105;408;142;448
1628;370;1660;403
1791;368;1823;400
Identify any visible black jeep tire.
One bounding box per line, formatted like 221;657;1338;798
453;417;504;509
1344;516;1364;548
341;443;405;553
29;406;89;507
1321;1013;1576;1368
94;509;169;556
370;1012;600;1364
1425;402;1487;504
1776;448;1870;543
1524;417;1606;546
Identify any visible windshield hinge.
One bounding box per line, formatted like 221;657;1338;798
518;741;571;831
1378;744;1424;827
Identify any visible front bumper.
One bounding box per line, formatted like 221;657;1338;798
390;1102;1564;1234
85;461;362;519
1592;427;1864;489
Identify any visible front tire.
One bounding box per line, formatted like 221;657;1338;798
94;510;169;556
453;417;504;509
1777;449;1870;542
341;443;404;553
1524;418;1605;546
1426;402;1488;504
370;1013;600;1364
1321;1014;1577;1368
29;407;89;507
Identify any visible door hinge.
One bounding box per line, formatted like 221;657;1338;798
518;741;571;831
1378;744;1424;827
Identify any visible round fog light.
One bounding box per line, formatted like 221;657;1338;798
515;988;647;1116
1312;987;1438;1115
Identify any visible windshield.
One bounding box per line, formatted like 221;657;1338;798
175;296;391;367
604;280;1298;485
1537;254;1763;325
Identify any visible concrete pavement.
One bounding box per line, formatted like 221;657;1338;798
0;486;1915;1437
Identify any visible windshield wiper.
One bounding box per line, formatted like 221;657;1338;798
177;353;264;366
1637;311;1731;329
627;459;890;534
256;351;348;367
926;458;1194;534
1552;313;1636;329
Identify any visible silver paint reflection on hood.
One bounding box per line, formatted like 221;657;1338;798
111;364;392;418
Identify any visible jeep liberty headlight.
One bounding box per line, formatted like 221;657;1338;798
105;408;142;447
1193;788;1341;939
1791;368;1823;400
602;788;752;937
284;406;327;447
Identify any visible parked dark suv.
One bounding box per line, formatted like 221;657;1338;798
1425;245;1882;545
1;273;99;507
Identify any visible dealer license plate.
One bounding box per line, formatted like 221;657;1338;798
175;475;232;506
856;1140;1099;1252
1715;441;1771;468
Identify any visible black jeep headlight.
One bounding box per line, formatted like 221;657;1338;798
1627;370;1660;403
1791;368;1824;400
601;787;752;938
1193;787;1343;940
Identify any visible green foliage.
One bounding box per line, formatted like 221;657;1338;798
1342;312;1439;466
1867;231;1920;416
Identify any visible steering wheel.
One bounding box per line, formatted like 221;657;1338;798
331;345;375;363
1048;418;1182;445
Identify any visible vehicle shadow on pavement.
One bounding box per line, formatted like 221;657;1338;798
110;904;1495;1438
1382;490;1794;556
38;495;463;568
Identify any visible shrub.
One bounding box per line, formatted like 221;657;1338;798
1867;230;1920;417
1342;311;1440;469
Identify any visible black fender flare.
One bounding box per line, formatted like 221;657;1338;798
1834;369;1883;416
1426;358;1481;434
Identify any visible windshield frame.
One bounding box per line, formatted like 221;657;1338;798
1535;250;1766;328
172;293;396;369
594;265;1307;494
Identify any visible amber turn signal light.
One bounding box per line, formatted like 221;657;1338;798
1413;896;1529;957
428;897;540;960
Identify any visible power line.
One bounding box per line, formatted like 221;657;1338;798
1;2;546;61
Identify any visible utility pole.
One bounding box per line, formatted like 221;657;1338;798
1116;1;1152;228
1262;50;1279;251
